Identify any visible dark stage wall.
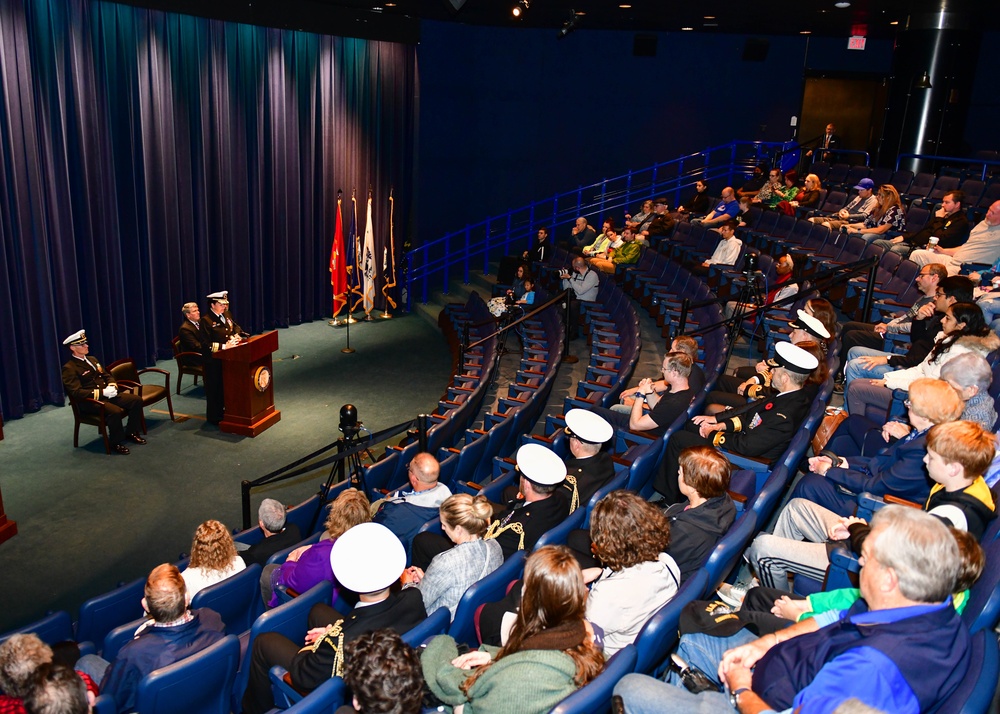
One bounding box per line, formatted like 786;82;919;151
0;0;416;419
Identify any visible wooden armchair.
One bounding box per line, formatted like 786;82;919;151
108;358;174;427
171;337;204;394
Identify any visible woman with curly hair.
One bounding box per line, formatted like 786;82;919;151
583;491;681;656
266;487;370;607
422;546;605;714
181;519;246;600
339;630;424;714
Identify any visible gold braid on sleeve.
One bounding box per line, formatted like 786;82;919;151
564;475;579;513
305;620;347;678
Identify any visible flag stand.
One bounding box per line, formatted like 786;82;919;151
342;311;355;354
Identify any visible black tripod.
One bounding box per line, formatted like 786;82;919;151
724;270;765;369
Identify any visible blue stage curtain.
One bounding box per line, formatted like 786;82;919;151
0;0;415;418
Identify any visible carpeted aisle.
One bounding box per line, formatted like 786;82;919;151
0;315;452;632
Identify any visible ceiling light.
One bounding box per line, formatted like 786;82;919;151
800;30;811;34
704;15;715;19
834;1;851;7
681;26;693;31
512;0;528;18
619;4;632;8
890;20;898;24
384;1;395;5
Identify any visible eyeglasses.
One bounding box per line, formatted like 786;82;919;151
904;399;912;408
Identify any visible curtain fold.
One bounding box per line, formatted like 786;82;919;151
0;0;416;419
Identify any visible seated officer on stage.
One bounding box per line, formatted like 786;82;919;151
410;444;570;569
61;330;146;455
655;341;817;503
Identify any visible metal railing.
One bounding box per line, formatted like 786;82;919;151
404;140;790;309
896;153;1000;182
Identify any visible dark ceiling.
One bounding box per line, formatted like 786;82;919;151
119;0;995;44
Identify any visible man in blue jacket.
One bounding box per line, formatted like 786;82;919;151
373;453;451;551
614;506;972;714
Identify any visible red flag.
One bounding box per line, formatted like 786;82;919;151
330;198;348;316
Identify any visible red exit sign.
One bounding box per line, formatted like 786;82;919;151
848;36;867;50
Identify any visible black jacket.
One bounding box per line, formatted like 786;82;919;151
664;495;737;582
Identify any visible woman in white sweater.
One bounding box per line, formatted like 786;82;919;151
181;519;246;601
583;490;681;656
847;302;998;419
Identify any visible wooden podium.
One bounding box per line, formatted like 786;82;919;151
216;331;281;437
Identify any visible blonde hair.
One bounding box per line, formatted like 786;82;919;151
188;520;238;573
440;493;493;538
324;488;371;540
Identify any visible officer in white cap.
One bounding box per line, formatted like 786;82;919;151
61;330;146;455
241;521;427;714
561;409;616;511
201;290;247;347
655;341;818;503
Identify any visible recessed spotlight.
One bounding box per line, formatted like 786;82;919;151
575;10;586;15
619;4;631;8
834;1;851;7
681;27;694;31
800;30;811;34
704;15;715;19
890;20;898;24
384;1;395;5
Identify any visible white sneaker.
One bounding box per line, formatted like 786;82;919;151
717;578;759;609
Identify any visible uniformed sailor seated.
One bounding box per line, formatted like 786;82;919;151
411;443;571;569
560;409;616;512
655;341;818;504
61;329;146;455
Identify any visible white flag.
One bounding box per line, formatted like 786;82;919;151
362;196;376;315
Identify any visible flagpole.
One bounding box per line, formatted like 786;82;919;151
381;188;396;319
362;187;375;322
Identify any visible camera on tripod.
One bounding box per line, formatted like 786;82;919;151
742;252;759;277
339;403;362;439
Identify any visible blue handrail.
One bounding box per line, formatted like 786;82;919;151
404;140;788;309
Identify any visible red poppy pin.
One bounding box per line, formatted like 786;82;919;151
765;402;774;410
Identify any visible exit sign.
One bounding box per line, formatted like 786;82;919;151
848;36;867;50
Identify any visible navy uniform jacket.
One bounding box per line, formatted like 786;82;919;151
201;309;245;346
709;388;812;462
562;451;616;512
486;494;569;559
62;356;116;401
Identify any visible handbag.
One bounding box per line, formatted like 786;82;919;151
811;407;848;454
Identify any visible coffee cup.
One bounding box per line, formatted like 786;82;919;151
928;236;940;246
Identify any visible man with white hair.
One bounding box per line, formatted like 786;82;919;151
240;498;302;567
615;505;974;714
910;201;1000;275
373;453;452;549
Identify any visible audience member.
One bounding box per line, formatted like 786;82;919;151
751;169;784;209
0;634;53;712
910;200;1000;275
559;256;599;340
61;330;145;455
401;493;503;618
565;217;596;252
873;190;969;257
522;227;552;264
846;302;997;418
242;523;427;714
706;337;826;413
810;178;877;231
589;226;641;273
78;564;225;713
176;301;222;424
643;197;676;241
507;264;532;301
624;199;656;234
791;377;964;515
594;352;694;439
844;184;905;238
411;444;569;568
265;487;370;607
669;180;710;220
240;499;302;568
582;219;615;258
373;453;452;550
940;353;998;430
690;219;742;275
616;506;972;713
736;163;769;198
692;187;739;227
559;409;615;511
721;253;797;322
656;341;817;503
23;666;89;714
421;546;604;714
805;122;839;162
835;263;946;384
336;630;424;714
746;419;996;595
618;336;705;409
181;519;246;601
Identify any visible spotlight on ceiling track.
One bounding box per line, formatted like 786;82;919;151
558;8;580;38
512;0;529;18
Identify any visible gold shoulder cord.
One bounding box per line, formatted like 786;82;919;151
565;475;579;513
484;520;525;551
305;620;346;678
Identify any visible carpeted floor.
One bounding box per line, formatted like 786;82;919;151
0;314;453;632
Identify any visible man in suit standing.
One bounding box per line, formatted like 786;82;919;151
61;330;145;455
241;523;427;714
805;122;839;163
